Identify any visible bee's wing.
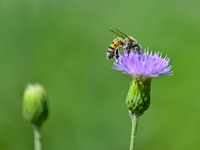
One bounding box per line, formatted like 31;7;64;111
109;29;132;41
109;29;127;39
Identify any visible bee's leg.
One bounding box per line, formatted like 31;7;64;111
115;48;119;60
115;45;123;59
123;45;131;54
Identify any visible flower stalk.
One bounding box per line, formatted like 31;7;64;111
129;113;138;150
34;125;41;150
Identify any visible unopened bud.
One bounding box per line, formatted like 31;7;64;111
22;84;48;127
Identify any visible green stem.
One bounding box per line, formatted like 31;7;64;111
129;113;138;150
34;125;41;150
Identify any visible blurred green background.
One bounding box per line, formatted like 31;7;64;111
0;0;200;149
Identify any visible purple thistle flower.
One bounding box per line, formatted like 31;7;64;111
113;48;173;79
108;45;173;149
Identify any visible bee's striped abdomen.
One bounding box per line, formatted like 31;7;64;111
107;38;123;59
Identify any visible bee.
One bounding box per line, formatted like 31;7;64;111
107;29;141;59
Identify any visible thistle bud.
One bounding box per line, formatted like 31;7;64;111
22;84;48;127
126;78;151;116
